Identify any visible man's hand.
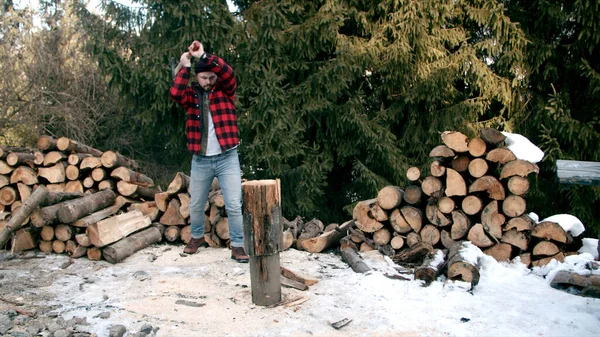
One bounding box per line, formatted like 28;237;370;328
179;51;192;68
189;40;205;59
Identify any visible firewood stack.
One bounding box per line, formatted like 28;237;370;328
155;173;229;248
344;128;585;284
0;136;161;261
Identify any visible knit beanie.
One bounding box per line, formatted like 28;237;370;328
194;59;212;74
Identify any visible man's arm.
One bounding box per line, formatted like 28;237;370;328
169;50;194;106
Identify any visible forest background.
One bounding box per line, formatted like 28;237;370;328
1;0;599;236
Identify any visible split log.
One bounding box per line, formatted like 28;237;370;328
425;203;451;227
376;186;404;210
65;181;84;193
301;220;355;253
0;175;8;189
550;271;600;294
110;167;154;187
72;196;128;228
353;199;384;233
42;151;67;166
450;210;472;240
440;230;457;249
11;228;36;252
429;145;455;159
467;223;495;248
445;168;466;197
154;192;170;212
505;215;535;231
296;218;325;250
486;148;516;164
37;162;66;183
56;189;117;224
116;181;156;200
389;208;411;234
447;241;480;287
178;193;190;219
340;247;371;273
67;244;88;258
0;185;48;248
531;221;570;244
166;172;190;195
79;157;102;171
87;210;151;247
415;249;446;286
532;241;560;257
0;161;14;175
479;127;505;145
10;166;38;185
501;229;529;251
181;225;191;244
215;217;230;240
467;137;487;157
129;201;160;222
531;252;565;267
483;243;512;262
37;135;58;151
519;253;531;267
159;199;186;226
100;150;138;170
402;205;423;232
500;159;539;179
56;137;103;157
469;176;506;200
481;200;504;239
441;131;469;152
281;275;309;291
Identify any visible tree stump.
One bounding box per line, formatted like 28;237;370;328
242;179;282;306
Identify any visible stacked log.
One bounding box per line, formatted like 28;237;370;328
0;136;159;260
335;129;583;285
154;174;228;247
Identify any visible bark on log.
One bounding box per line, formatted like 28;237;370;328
451;155;470;172
166;172;190;195
415;249;446;286
72;196;128;228
376;186;404;210
116;181;156;200
340;247;371;273
57;137;103;157
110;167;154;187
392;241;434;264
0;185;48;248
353;199;384;233
447;241;480;287
56;189;117;224
301;220;355;253
100;150;138;170
280;266;319;286
450;210;472;240
296;218;324;250
479;127;506;145
440;230;457;249
6;152;35;167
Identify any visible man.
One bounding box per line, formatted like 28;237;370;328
169;41;248;263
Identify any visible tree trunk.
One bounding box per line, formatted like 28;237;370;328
100;150;138;170
421;176;443;197
461;195;482;215
0;185;48;248
481;200;504;239
420;224;440;246
450;210;472;240
110;166;154;187
415;249;446;286
37;135;58;151
531;221;570;244
301;220;355;253
467;223;495;248
340;247;371;273
116;181;157;200
447;241;480;287
479;127;505;145
6;152;35;167
79;157;102;171
57;137;103;157
102;225;163;263
392;241;434;264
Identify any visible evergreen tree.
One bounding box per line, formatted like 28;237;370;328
235;0;528;222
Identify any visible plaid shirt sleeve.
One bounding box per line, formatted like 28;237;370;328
200;54;236;101
169;66;192;108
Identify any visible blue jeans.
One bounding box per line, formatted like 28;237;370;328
189;148;244;247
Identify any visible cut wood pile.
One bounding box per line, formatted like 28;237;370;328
0;136;163;262
285;128;591;287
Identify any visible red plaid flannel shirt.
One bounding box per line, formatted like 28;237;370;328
169;54;239;154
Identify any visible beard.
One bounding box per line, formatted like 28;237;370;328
202;84;214;91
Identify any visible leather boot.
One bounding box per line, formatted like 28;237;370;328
184;237;207;254
231;246;249;263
